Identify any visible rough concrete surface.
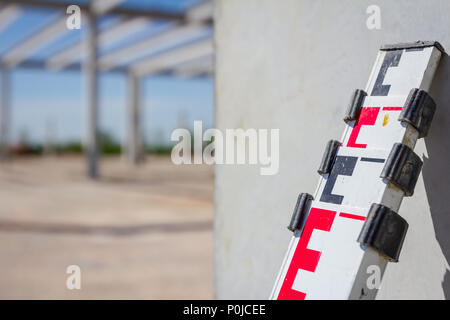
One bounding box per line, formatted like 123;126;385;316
214;0;450;299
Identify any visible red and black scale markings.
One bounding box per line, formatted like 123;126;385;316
277;45;424;300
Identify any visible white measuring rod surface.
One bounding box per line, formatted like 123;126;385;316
271;41;445;300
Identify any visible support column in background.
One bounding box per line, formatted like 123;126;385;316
85;12;99;178
0;67;10;158
126;72;143;164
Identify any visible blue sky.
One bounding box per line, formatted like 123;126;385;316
1;1;213;146
11;70;214;146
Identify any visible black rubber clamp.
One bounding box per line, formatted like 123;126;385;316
380;143;422;197
358;203;408;262
287;193;313;233
318;140;342;175
399;88;436;138
343;89;367;123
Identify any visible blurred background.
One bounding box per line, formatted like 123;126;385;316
0;0;214;299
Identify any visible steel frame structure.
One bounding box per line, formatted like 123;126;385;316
0;0;214;176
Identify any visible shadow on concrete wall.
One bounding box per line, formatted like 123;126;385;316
423;51;450;299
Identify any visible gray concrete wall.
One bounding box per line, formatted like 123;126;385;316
214;0;450;299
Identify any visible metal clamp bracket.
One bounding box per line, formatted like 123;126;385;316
317;140;342;175
357;203;408;262
380;143;422;196
287;193;313;233
343;89;367;123
399;88;436;138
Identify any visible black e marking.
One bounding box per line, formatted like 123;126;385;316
320;156;358;205
371;50;403;96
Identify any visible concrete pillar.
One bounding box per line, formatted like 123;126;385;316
0;67;10;158
85;12;99;178
214;0;450;299
126;72;143;164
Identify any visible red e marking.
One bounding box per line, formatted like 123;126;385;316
277;207;336;300
347;107;380;148
347;106;403;149
277;208;366;300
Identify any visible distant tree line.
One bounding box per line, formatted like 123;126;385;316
8;130;173;156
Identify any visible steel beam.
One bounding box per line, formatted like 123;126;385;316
47;17;151;70
131;38;213;77
90;0;126;15
0;4;21;33
9;60;127;74
186;0;214;22
98;23;209;71
173;54;213;78
2;15;69;67
0;0;186;21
